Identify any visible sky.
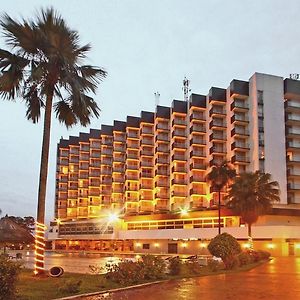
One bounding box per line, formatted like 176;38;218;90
1;0;300;222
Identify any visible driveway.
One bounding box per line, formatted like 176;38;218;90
86;257;300;300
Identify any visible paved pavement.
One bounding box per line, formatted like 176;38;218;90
86;257;300;300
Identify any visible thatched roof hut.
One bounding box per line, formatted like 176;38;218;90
0;217;34;244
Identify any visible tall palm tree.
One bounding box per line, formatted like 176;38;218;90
206;161;236;235
226;171;280;248
0;8;106;274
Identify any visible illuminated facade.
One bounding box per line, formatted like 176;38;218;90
49;73;300;256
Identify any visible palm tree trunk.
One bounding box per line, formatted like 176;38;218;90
35;89;54;275
248;223;254;251
218;189;221;235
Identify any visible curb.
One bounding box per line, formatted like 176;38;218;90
54;279;168;300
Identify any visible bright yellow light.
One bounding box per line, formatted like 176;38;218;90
181;242;188;248
243;243;250;249
154;243;159;248
295;244;300;249
200;243;207;248
267;243;275;249
180;207;189;216
108;212;119;223
135;242;141;247
56;218;61;225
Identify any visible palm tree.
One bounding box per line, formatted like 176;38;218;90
206;161;236;235
226;171;280;248
0;8;106;274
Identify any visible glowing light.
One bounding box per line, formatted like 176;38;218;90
154;243;159;248
135;242;141;247
243;243;251;249
295;244;300;249
108;212;119;223
181;242;188;248
240;224;245;227
56;218;61;225
267;243;275;249
34;221;47;275
200;243;207;248
180;207;189;216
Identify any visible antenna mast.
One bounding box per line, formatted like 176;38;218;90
154;91;160;108
183;77;191;102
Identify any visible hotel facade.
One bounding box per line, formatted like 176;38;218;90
48;73;300;256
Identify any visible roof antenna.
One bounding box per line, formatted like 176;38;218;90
183;77;191;102
154;91;160;108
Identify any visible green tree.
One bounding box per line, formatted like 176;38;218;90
0;8;106;274
226;171;280;246
206;162;236;234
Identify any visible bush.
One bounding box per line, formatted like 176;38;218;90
0;255;21;300
105;260;145;285
208;233;242;269
184;257;202;275
247;250;271;262
225;255;240;270
58;279;82;294
237;252;252;266
257;250;271;260
168;257;181;276
141;255;166;280
207;259;223;272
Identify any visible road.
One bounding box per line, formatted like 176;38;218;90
86;257;300;300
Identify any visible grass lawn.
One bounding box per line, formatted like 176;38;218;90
16;261;266;300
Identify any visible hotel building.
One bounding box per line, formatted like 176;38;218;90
48;73;300;256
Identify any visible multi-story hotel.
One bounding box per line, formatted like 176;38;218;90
48;73;300;256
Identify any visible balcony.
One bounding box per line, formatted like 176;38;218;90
190;112;205;121
155;157;169;164
190;137;206;145
59;185;68;191
155;193;168;199
126;174;139;181
126;164;139;170
113;187;124;193
190;189;205;195
114;135;126;142
286;156;300;164
172;142;186;149
90;141;101;148
190;150;205;158
190;175;205;182
172;118;186;126
114;145;126;152
156;123;169;131
69;156;79;163
171;178;186;185
190;163;206;170
286;141;300;150
172;130;186;137
113;166;124;173
90;161;101;167
113;176;125;183
171;190;186;197
209;159;223;167
101;158;112;165
231;128;249;137
70;148;79;155
141;172;153;178
155;134;169;142
231;155;250;164
190;124;206;133
231;142;250;150
101;169;112;175
127;132;139;139
172;154;187;161
285;100;300;112
209;119;226;129
141;138;154;145
141;160;153;167
209;146;226;154
140;183;153;190
141;149;154;156
141;127;153;135
114;155;125;162
89;171;100;177
90;151;101;158
231;100;249;111
209;133;226;141
209;108;226;116
127;142;139;149
102;148;113;156
126;151;139;159
287;169;300;177
287;183;300;190
90;180;100;187
155;180;169;187
155;168;169;176
231;114;249;124
156;146;169;153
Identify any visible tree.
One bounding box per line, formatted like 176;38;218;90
0;8;106;274
226;171;280;248
207;233;241;269
206;162;236;234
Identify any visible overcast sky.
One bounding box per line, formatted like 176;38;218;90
1;0;300;222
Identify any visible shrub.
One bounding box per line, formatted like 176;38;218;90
105;260;145;285
208;233;241;269
141;255;166;280
225;255;240;269
247;250;271;262
0;254;21;300
184;257;202;275
207;259;223;272
237;252;252;266
168;256;181;276
257;250;271;260
58;279;82;294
